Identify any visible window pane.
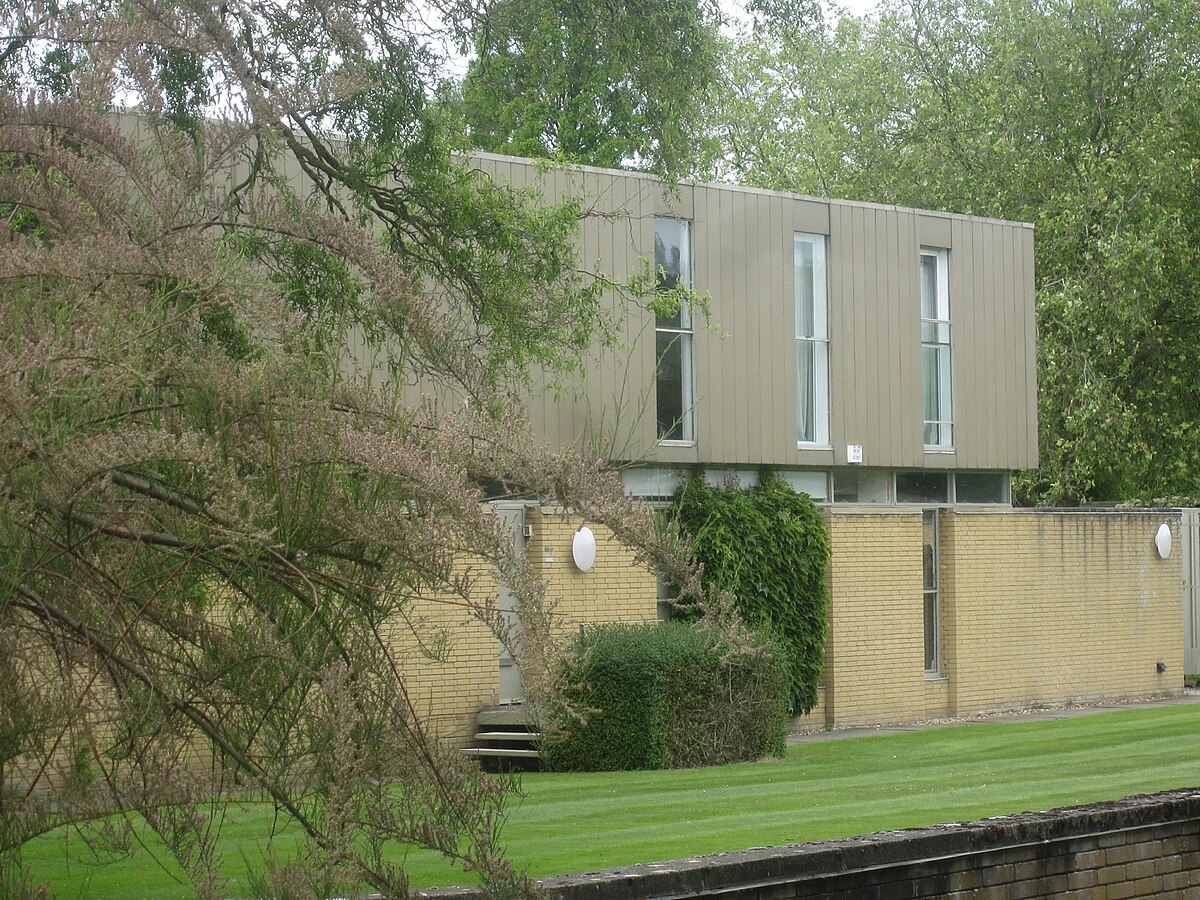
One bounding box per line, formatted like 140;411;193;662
795;234;828;445
956;472;1008;504
923;344;941;423
778;470;830;500
834;469;890;503
896;471;949;503
655;218;689;328
922;510;937;589
924;593;939;671
795;240;815;338
923;508;939;673
920;254;938;320
796;340;815;442
656;331;686;441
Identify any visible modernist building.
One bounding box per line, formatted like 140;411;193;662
380;155;1180;741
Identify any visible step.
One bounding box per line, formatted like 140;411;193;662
460;747;540;758
473;731;542;743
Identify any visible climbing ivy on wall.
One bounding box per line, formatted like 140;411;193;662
672;473;830;714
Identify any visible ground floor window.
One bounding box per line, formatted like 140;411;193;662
923;508;941;674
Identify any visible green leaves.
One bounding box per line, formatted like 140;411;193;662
672;475;830;714
543;622;790;771
462;0;722;177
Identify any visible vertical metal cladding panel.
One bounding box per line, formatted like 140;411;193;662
613;169;657;461
984;222;1003;468
1021;226;1039;467
950;217;978;468
716;185;738;462
768;194;790;462
827;204;854;462
896;210;924;467
1000;224;1019;468
885;211;905;464
746;191;775;464
456;159;1039;472
864;207;885;463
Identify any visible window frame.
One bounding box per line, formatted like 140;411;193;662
794;232;830;448
920;248;953;450
654;217;695;444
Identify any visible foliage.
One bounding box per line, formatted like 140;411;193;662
541;622;790;771
704;0;1200;504
672;475;830;713
462;0;722;175
0;1;731;896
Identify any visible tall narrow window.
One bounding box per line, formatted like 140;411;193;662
923;509;941;674
920;249;952;448
655;218;693;442
795;233;829;446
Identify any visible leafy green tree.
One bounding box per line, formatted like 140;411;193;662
0;0;734;896
462;0;722;174
708;0;1200;503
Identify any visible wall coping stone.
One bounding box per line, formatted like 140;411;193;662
420;789;1200;900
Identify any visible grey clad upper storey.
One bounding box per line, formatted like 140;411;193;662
461;154;1036;474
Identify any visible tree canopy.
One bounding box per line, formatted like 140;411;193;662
708;0;1200;503
462;0;722;173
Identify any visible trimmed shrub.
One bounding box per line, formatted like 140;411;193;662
541;622;790;772
672;474;830;714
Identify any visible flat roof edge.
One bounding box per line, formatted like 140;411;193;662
465;151;1036;231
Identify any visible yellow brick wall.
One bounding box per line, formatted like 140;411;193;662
395;507;658;746
824;510;934;726
400;506;1183;743
822;508;1183;730
941;510;1182;715
388;561;501;745
528;507;659;629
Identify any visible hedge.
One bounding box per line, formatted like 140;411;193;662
541;621;790;772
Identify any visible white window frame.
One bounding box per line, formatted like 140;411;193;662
920;248;953;449
654;217;694;444
795;233;830;447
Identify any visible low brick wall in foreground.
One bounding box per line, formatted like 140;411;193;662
427;789;1200;899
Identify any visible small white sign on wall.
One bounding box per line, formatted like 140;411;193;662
847;444;863;465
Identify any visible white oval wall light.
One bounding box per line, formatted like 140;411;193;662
572;525;597;572
1155;523;1172;559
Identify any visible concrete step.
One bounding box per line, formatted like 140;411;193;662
460;747;540;759
473;730;543;742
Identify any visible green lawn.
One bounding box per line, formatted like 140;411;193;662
23;703;1200;898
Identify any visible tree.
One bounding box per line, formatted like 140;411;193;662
0;1;737;896
462;0;722;174
707;0;1200;504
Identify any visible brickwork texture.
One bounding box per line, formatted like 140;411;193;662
820;508;1183;728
